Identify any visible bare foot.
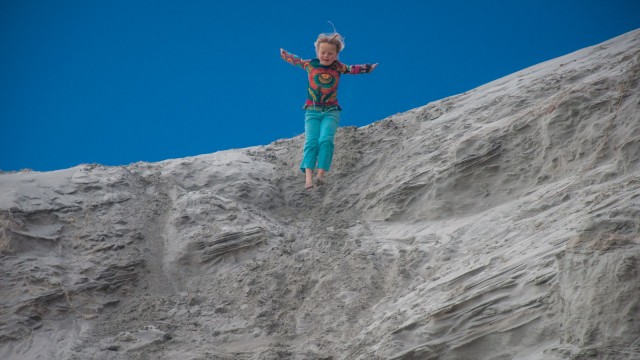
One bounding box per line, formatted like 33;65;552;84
305;168;314;190
317;169;325;186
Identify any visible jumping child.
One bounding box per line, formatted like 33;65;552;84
280;31;377;189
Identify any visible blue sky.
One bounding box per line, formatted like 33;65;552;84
1;0;639;172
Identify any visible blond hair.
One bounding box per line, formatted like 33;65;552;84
314;32;345;53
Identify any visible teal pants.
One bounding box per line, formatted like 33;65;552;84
300;109;340;172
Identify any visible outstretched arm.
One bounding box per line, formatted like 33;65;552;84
340;62;378;74
280;48;309;70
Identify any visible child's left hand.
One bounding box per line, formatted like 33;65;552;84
371;63;379;72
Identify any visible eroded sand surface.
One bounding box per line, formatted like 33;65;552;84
1;29;639;359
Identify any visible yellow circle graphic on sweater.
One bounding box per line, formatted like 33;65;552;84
318;73;334;85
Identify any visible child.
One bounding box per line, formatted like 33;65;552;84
281;31;377;189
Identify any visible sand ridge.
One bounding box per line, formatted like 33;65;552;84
1;29;639;359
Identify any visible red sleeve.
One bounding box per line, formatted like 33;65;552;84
281;49;310;70
338;61;374;74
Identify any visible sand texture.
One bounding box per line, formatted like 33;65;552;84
1;29;639;360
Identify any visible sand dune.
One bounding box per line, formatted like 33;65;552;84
1;29;639;359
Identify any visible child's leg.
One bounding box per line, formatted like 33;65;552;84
316;110;340;174
300;110;322;173
316;169;326;185
305;168;314;189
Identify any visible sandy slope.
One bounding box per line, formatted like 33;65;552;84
1;29;639;360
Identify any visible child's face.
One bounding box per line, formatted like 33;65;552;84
316;42;338;66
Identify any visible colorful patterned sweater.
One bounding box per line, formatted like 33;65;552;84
280;49;374;110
